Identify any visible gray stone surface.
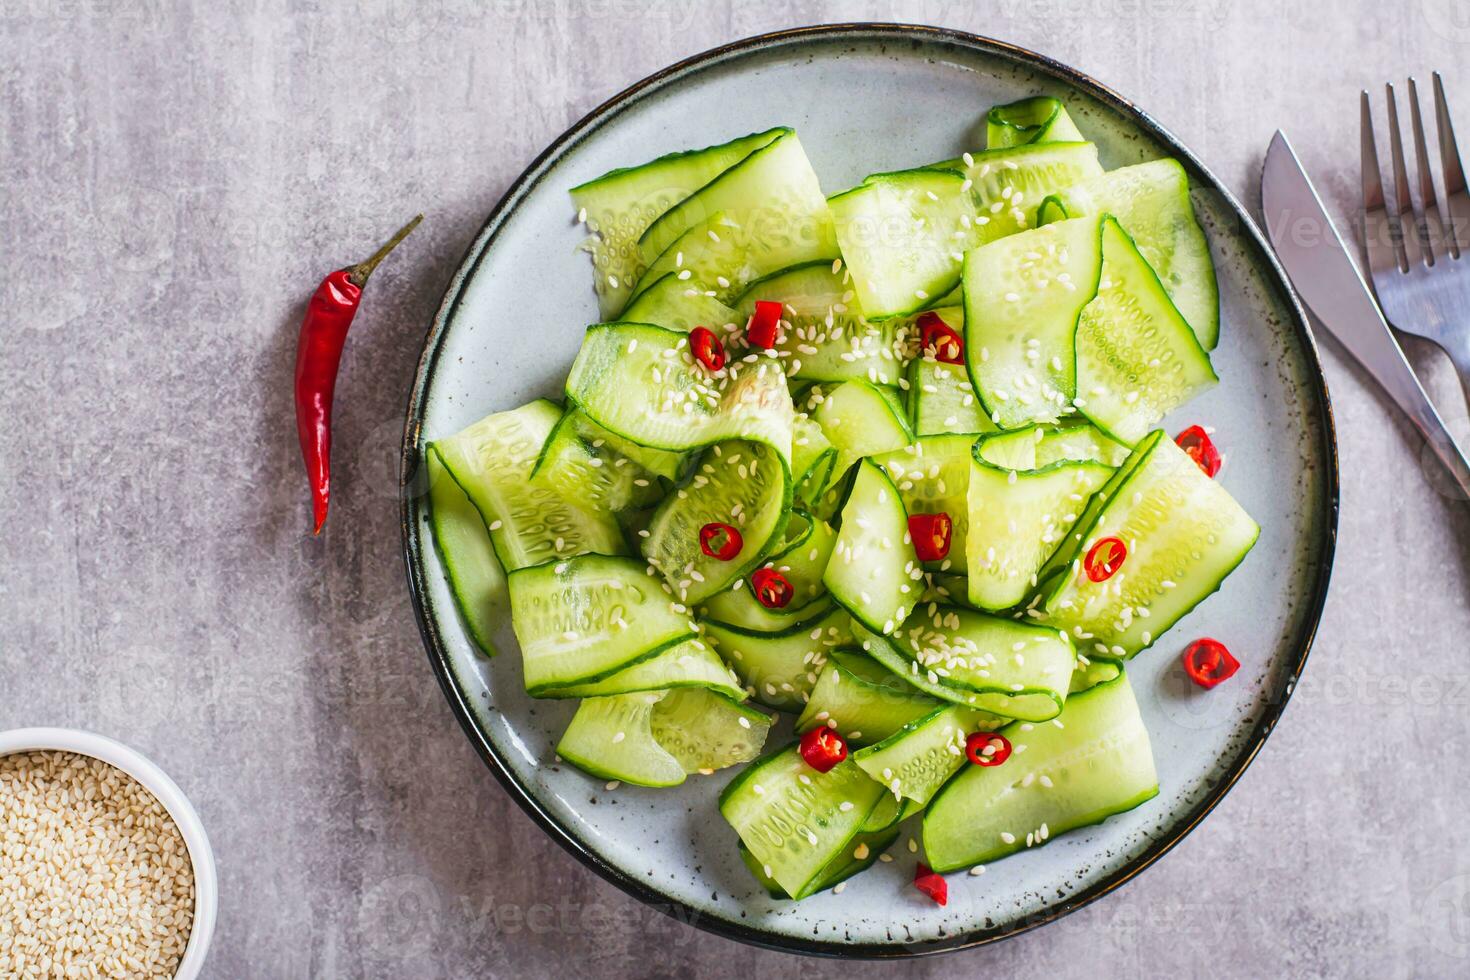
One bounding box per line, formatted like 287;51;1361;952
4;1;1470;976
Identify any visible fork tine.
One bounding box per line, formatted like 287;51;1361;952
1433;71;1470;258
1386;82;1425;268
1362;89;1407;274
1408;77;1445;263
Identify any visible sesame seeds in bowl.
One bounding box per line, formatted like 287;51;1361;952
0;729;217;979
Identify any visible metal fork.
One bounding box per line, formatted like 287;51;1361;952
1363;73;1470;404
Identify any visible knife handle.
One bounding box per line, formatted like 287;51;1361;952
1366;336;1470;500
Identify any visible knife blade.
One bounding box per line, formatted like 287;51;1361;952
1262;129;1470;499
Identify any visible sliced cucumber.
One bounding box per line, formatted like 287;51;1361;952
791;412;838;510
719;745;888;899
769;511;839;599
966;438;1115;611
532;408;666;513
557;692;686;787
903;308;997;437
572;127;784;318
571;413;687;482
924;572;972;609
794;649;941;747
630;207;836;311
1038;158;1219;348
963;215;1104;429
642;439;792;603
1036;424;1130;467
557;687;770;787
637;131;835;273
738;823;898;900
566;322;794;461
1069;655;1122;693
808;469;851;525
828;167;977;319
888;605;1075;721
975;421;1129;470
908;356;993;436
859;791;908;833
1031;430;1154;591
986;97;1086;148
703;603;854;712
873;434;976;576
509;555;693;694
702;511;836;626
808;380;914;462
1043;431;1259;657
547;636;744;701
626;211;742;308
432;400;628;570
953;142;1103;235
649;688;772;774
700;592;829;635
853;704;995;806
856;622;1015;710
426;446;506;657
823;461;920;636
922;672;1158;872
1074;217;1217;444
734;262;908;384
621;272;742;334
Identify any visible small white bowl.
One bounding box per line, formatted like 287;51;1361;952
0;727;218;979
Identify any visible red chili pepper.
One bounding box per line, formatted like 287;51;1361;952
1182;637;1240;688
908;512;953;562
1083;536;1127;583
798;726;847;773
1176;425;1222;477
914;863;948;905
295;215;422;535
750;567;794;609
699;522;743;560
916;311;964;364
690;326;726;372
746;300;783;350
965;732;1012;767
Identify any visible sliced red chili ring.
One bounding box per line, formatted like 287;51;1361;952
1175;425;1221;477
1083;536;1127;583
908;512;953;562
916;311;964;364
913;862;948;906
746;300;783;350
965;732;1012;767
750;567;794;609
798;726;847;773
690;326;726;372
698;522;742;560
1182;637;1240;688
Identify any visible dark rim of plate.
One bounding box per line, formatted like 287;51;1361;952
398;22;1340;959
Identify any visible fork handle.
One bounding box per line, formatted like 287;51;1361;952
1434;329;1470;422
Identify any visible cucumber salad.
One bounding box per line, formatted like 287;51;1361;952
426;96;1259;904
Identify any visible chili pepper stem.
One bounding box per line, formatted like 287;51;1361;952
346;214;424;287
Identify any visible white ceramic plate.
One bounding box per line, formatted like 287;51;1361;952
401;24;1336;956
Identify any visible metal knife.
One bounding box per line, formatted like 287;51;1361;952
1262;130;1470;499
